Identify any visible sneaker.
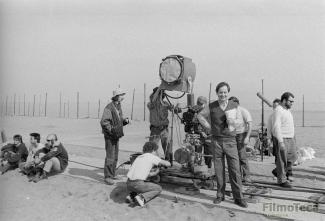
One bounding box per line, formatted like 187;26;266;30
125;195;133;204
242;177;252;183
271;169;277;177
287;176;294;182
104;178;114;185
213;196;225;204
134;194;145;207
279;181;292;188
33;171;48;183
234;199;248;208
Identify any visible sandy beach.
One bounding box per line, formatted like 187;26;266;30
0;116;325;221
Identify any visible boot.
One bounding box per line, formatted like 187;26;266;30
33;171;48;183
1;163;12;175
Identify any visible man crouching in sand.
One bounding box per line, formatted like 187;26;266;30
32;134;68;182
126;141;171;207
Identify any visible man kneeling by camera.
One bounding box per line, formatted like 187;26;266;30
126;141;171;207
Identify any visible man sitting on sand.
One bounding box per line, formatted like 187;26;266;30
0;134;28;174
19;133;45;176
126;141;171;207
31;134;68;182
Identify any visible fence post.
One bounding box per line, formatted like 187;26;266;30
24;94;26;116
68;100;70;119
14;94;16;116
131;88;135;120
59;92;62;118
209;82;212;103
5;96;8;116
77;92;79;119
144;83;146;121
18;95;21;116
87;101;90;118
98;99;100;119
302;94;305;127
33;95;36;117
45;92;47;117
39;94;42;116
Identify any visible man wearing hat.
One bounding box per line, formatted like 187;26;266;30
100;88;130;185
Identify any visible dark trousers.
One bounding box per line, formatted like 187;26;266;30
212;137;243;200
104;136;119;179
149;126;169;155
235;132;250;179
273;137;297;183
203;142;213;168
127;179;162;203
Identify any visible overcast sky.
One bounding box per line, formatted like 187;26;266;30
0;0;324;111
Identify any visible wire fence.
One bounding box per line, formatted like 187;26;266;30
0;84;324;127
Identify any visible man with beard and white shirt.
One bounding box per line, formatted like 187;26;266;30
272;92;297;188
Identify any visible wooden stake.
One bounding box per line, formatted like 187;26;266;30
144;83;146;121
45;93;47;117
33;95;36;117
39;94;42;116
13;94;16;116
59;92;62;118
24;94;26;116
209;82;212;103
98;99;100;119
302;94;305;127
131;88;135;120
5;96;8;116
77;92;79;119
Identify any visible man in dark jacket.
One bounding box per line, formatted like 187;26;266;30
0;134;28;174
32;134;68;182
100;88;129;185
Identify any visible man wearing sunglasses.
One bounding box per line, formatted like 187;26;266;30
32;134;68;182
272;92;297;188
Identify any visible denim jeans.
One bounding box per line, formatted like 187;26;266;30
104;136;119;179
126;179;162;203
212;137;243;200
274;137;297;183
235;132;250;179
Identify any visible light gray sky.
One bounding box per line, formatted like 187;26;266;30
0;0;324;111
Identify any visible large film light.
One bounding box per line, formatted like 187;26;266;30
159;55;196;93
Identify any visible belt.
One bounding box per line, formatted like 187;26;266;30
150;125;168;130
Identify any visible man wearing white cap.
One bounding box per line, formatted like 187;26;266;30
100;88;130;185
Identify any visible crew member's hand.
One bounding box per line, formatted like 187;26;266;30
267;138;272;147
34;157;41;165
201;132;208;139
279;142;285;151
244;137;249;145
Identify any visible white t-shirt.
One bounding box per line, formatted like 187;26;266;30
127;153;162;180
235;106;252;134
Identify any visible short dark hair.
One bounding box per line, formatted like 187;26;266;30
281;92;294;102
13;134;22;143
273;98;281;104
142;141;159;153
30;133;41;143
229;96;239;104
216;82;230;93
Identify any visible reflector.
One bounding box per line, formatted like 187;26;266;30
159;56;182;84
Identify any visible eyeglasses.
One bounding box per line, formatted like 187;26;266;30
287;100;294;103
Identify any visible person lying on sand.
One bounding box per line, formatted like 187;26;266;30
0;134;28;175
126;141;171;207
31;134;68;183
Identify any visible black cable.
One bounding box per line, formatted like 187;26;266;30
165;91;186;100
